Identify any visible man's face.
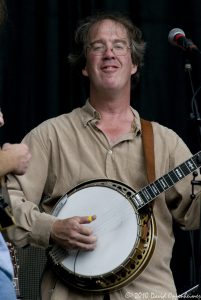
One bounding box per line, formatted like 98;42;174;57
82;19;137;93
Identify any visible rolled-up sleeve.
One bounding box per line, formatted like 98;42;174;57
7;126;57;248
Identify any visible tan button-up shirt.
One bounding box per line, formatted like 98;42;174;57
7;101;201;299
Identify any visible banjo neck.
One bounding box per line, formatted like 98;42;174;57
132;151;201;210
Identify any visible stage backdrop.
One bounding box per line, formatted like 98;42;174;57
0;0;201;295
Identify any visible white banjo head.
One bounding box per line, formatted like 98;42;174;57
55;185;138;276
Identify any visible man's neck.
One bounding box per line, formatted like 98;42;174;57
89;90;131;118
89;93;134;144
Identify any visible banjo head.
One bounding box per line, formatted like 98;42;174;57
47;179;157;293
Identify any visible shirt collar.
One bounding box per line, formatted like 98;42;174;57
81;99;100;127
81;99;142;135
130;106;142;135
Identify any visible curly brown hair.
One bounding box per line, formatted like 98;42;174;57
68;12;146;80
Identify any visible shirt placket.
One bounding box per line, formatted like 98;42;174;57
105;148;115;178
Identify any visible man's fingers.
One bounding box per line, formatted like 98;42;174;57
79;215;96;224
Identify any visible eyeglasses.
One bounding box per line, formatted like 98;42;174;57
87;41;131;56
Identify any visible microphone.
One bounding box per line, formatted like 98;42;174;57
168;28;199;52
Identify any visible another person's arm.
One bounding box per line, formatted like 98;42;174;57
0;143;31;176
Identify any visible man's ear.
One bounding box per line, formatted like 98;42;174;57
82;66;89;77
131;64;138;75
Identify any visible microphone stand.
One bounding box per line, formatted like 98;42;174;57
185;56;201;296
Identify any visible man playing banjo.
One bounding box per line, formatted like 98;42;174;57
7;12;201;300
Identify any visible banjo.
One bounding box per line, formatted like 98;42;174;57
47;151;201;294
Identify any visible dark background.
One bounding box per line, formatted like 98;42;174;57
0;0;201;295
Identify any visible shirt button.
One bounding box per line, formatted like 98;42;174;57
108;149;113;154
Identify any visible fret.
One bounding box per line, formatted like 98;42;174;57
178;166;185;177
186;158;197;171
173;167;184;180
140;190;150;201
132;193;144;207
141;188;152;201
192;154;201;167
171;169;180;181
180;162;192;175
149;183;160;195
155;180;166;193
162;174;172;188
132;151;201;210
146;185;159;198
168;170;178;184
159;175;170;188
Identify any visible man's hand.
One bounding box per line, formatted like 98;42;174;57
50;215;97;251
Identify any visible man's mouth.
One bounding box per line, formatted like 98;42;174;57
101;65;118;72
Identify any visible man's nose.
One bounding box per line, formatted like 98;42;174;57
103;47;115;57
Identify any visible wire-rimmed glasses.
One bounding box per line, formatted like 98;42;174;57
87;40;131;56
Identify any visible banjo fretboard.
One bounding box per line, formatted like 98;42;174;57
133;151;201;209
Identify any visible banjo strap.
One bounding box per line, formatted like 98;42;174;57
141;118;156;184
